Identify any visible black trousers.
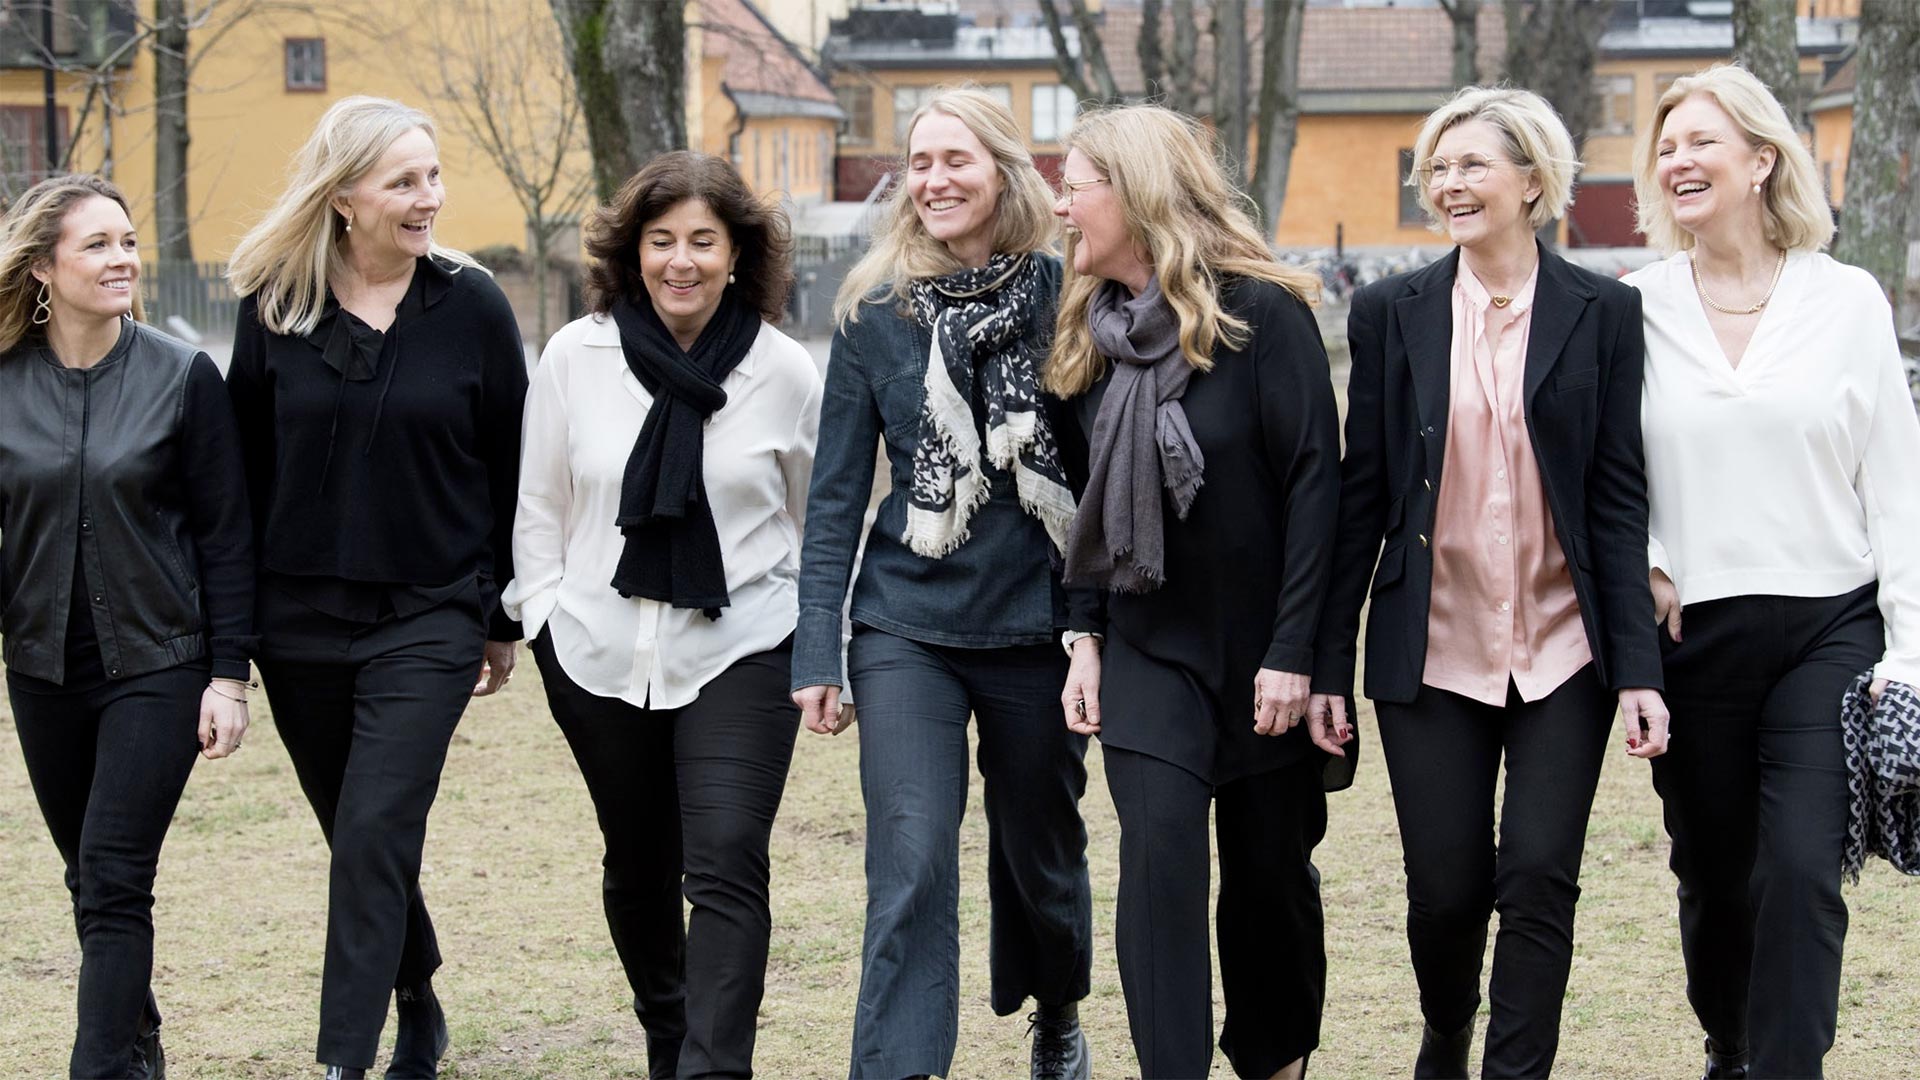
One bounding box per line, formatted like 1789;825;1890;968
256;586;485;1069
9;662;205;1080
1103;747;1329;1079
532;633;799;1080
1651;584;1881;1079
1373;663;1613;1079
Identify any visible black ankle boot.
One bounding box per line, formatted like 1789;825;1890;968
323;1068;366;1080
386;982;449;1079
1414;1019;1472;1079
129;1021;164;1080
1702;1036;1750;1079
1028;1001;1089;1080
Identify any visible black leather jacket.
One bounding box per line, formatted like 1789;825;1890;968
0;320;255;685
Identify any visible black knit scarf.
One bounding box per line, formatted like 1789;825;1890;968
609;291;760;618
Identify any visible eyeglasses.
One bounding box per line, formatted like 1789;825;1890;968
1418;155;1505;187
1053;176;1109;206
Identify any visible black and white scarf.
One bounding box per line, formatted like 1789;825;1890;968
903;253;1076;557
1841;673;1920;881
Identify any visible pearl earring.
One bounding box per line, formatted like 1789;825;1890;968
344;215;353;233
728;272;736;284
1751;182;1761;196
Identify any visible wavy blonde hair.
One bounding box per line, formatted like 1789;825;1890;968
1407;85;1580;233
1632;64;1833;255
0;174;146;356
227;95;482;337
832;84;1058;325
1045;105;1319;398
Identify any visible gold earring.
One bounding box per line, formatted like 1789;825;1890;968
32;280;51;325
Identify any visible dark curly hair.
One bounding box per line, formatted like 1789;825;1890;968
583;151;793;324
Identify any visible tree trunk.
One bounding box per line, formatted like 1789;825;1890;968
1502;0;1607;245
153;0;192;264
1439;0;1481;88
1251;0;1305;232
1169;0;1199;114
532;222;552;346
1213;0;1249;184
1834;0;1920;312
1066;0;1122;103
1732;0;1804;126
549;0;685;202
1037;0;1094;103
1139;0;1165;102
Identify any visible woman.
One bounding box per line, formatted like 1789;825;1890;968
1049;104;1342;1080
1307;86;1667;1079
501;151;820;1078
225;97;527;1080
1626;65;1920;1080
0;174;253;1079
792;86;1095;1080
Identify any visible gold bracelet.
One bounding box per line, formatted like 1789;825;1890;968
208;686;250;704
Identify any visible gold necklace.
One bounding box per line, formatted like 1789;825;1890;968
1490;294;1512;308
1692;248;1787;315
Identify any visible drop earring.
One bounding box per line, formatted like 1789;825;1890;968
728;272;736;284
32;280;51;325
344;214;354;234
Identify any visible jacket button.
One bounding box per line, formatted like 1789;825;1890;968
92;594;103;603
107;666;121;678
1419;534;1430;547
79;519;92;532
1424;425;1436;435
1423;478;1433;491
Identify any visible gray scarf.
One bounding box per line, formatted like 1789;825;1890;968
1063;275;1205;592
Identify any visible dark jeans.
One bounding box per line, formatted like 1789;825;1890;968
1651;584;1882;1079
256;585;486;1070
533;632;799;1080
845;628;1093;1080
1103;747;1329;1080
1373;663;1614;1079
9;662;205;1080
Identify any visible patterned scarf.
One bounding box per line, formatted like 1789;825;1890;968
1841;673;1920;881
902;252;1076;557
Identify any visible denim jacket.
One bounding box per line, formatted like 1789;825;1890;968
791;253;1099;690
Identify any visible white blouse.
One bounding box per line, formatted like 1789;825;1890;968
502;312;823;708
1627;251;1920;685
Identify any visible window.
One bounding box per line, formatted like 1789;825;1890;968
285;38;325;92
1397;148;1425;227
837;85;873;144
895;84;1012;144
1032;84;1078;144
1;105;67;194
1653;71;1691;105
1593;73;1635;136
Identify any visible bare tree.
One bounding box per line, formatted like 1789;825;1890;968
1037;0;1121;105
1732;0;1804;126
153;0;192;265
1251;0;1306;230
1502;0;1608;154
1139;0;1165;102
1168;0;1199;114
1834;1;1920;326
1213;0;1249;183
548;0;686;202
1437;0;1481;89
400;0;592;344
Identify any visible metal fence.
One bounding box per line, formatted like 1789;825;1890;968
142;260;239;342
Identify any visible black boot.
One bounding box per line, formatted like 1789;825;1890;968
128;1020;164;1080
323;1068;366;1080
1702;1036;1750;1079
1028;1001;1089;1080
643;1030;682;1080
1413;1019;1473;1079
386;982;449;1079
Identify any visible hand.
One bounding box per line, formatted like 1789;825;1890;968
794;684;855;736
1253;669;1311;736
473;640;519;697
199;678;251;760
1870;677;1888;704
1650;568;1682;643
1306;692;1355;757
1062;637;1103;735
1619;687;1670;758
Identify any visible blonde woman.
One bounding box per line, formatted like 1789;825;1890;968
1626;65;1920;1079
1307;87;1665;1078
791;86;1095;1078
225;97;527;1080
1;174;252;1080
1049;105;1341;1080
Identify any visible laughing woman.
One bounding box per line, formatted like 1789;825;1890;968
792;86;1096;1080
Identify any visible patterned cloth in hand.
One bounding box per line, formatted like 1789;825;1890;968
1841;673;1920;881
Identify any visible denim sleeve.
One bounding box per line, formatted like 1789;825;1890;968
792;320;881;691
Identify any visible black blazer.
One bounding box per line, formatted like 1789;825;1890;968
1312;244;1663;705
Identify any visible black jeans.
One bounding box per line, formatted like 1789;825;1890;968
1373;663;1614;1079
256;584;486;1070
533;633;799;1080
1651;584;1882;1079
1104;747;1329;1080
9;662;205;1080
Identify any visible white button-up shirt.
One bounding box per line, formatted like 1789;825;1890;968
502;312;823;708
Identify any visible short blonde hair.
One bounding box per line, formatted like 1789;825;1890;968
1044;105;1319;398
1408;86;1579;232
1632;64;1833;255
832;84;1058;325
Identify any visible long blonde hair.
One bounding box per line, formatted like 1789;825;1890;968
832;85;1058;325
1633;64;1833;255
0;174;146;356
227;95;482;337
1046;105;1319;398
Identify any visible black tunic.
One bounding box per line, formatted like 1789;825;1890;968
1073;276;1347;786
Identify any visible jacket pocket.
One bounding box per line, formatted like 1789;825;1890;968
1566;531;1594;571
1370;542;1407;596
1552;365;1599;392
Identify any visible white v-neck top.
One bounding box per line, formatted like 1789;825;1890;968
1626;251;1920;684
502;312;823;709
